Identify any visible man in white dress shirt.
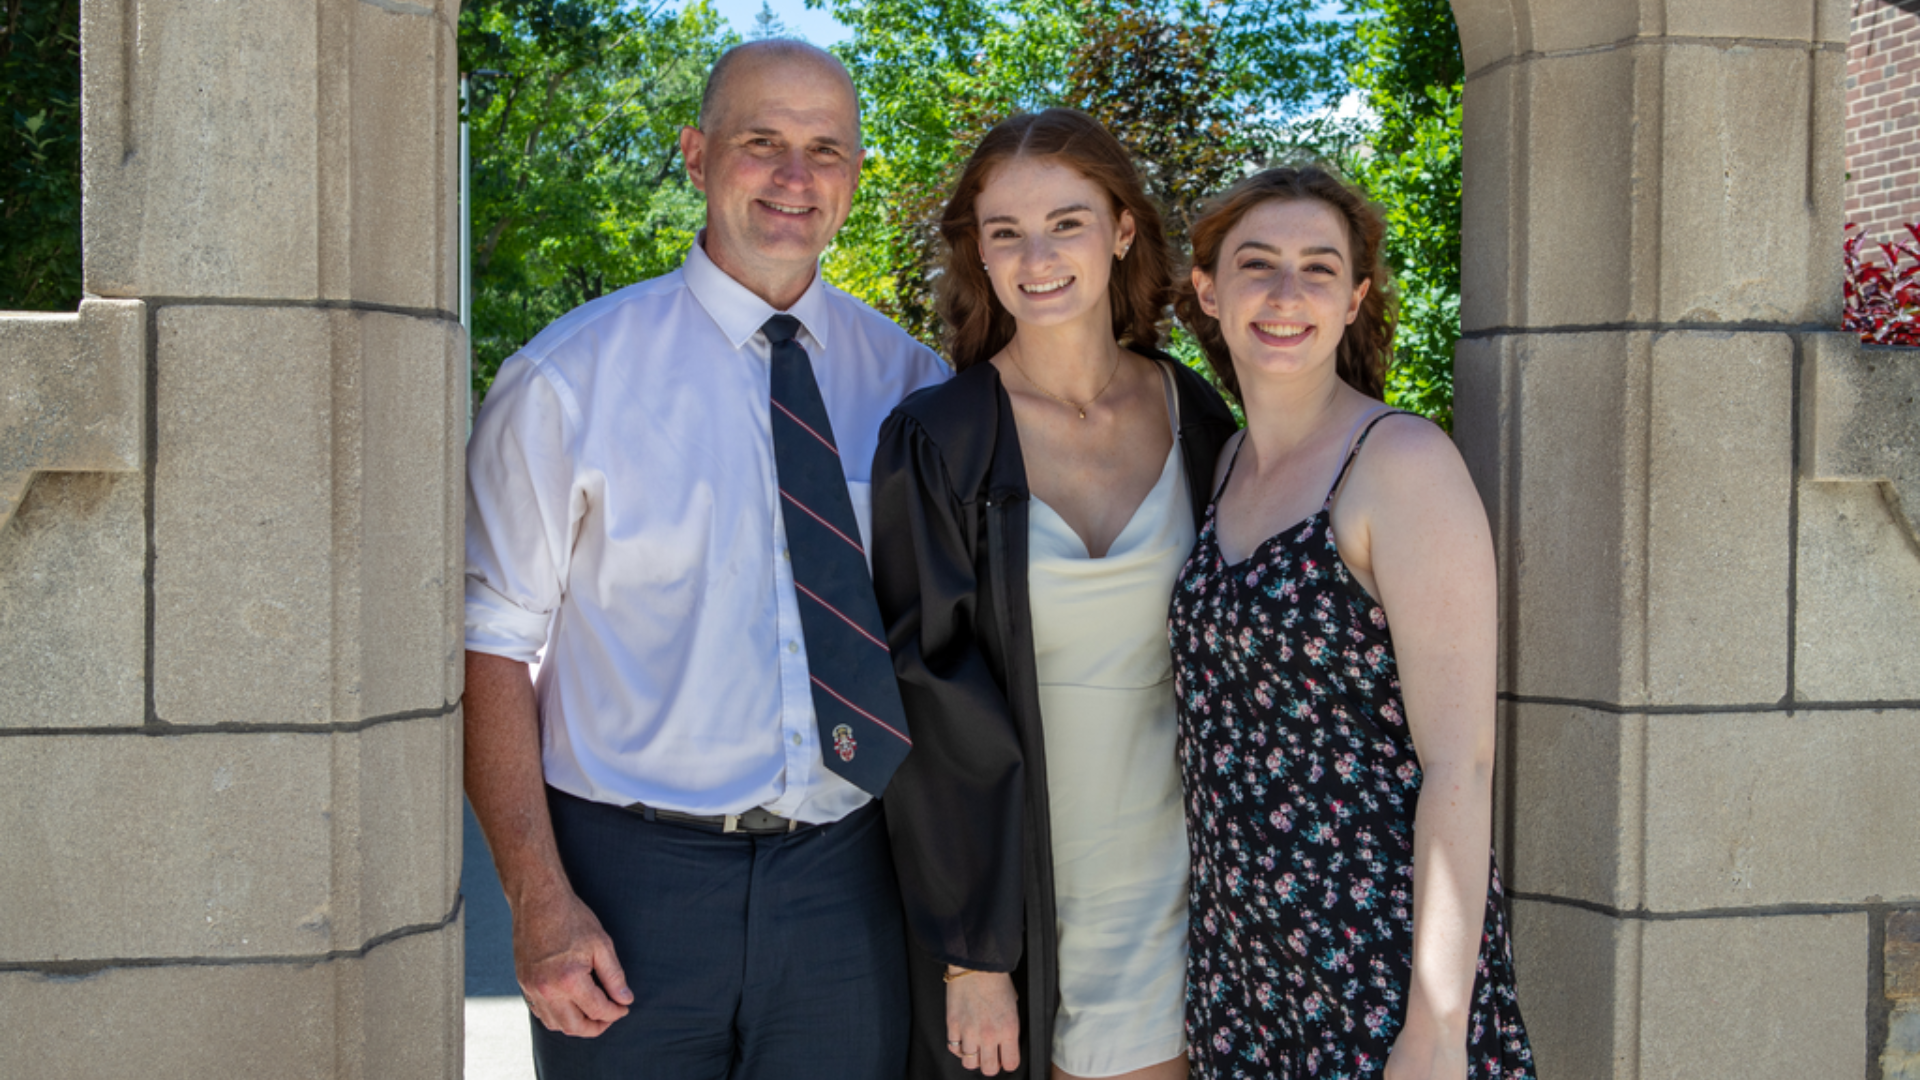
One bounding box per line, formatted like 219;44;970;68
462;39;946;1078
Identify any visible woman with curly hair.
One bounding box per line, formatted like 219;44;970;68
1168;166;1535;1079
871;108;1237;1079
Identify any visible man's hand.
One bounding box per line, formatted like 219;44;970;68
945;970;1020;1076
465;650;632;1038
514;886;634;1037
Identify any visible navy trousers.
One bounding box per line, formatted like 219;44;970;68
531;788;910;1080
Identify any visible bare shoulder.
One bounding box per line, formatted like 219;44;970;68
1340;411;1488;544
1359;410;1456;462
1348;412;1473;496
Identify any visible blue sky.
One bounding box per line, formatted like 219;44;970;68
704;0;851;46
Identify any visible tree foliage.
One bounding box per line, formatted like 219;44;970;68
1348;0;1461;145
0;0;82;312
460;0;734;392
1066;7;1262;242
1343;0;1462;426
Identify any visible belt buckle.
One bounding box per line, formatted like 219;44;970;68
722;809;801;834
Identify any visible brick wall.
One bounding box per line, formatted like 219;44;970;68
1847;0;1920;250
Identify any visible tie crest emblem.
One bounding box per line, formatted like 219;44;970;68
832;723;858;762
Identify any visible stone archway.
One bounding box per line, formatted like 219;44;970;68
3;0;1916;1076
1449;1;1920;1076
0;1;467;1076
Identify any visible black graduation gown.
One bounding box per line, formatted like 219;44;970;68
870;355;1238;1078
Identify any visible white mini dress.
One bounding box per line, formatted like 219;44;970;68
1027;373;1192;1077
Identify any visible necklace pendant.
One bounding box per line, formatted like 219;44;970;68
1077;408;1087;419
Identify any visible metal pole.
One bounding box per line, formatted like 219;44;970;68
460;71;473;430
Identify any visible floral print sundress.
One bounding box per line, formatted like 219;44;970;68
1169;412;1535;1079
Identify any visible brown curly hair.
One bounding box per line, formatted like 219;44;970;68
1172;166;1396;402
937;108;1174;371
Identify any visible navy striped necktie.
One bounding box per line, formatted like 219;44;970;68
764;314;911;795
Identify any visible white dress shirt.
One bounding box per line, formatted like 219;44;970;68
465;238;947;823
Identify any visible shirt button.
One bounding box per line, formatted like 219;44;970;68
781;547;791;561
787;640;800;654
791;732;804;746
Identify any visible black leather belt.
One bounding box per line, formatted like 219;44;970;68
624;802;803;835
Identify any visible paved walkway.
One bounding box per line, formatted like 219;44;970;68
464;800;534;1079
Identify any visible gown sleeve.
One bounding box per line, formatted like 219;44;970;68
870;408;1028;973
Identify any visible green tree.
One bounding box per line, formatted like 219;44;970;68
461;0;734;393
0;0;82;312
1344;0;1462;426
1065;6;1264;241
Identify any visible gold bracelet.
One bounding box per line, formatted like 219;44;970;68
943;965;978;984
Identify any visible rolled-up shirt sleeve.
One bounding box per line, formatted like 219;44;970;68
465;354;581;662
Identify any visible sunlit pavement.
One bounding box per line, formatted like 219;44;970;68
466;995;536;1080
464;800;535;1080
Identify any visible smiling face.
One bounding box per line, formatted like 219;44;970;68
1191;197;1369;386
974;156;1136;334
680;49;863;307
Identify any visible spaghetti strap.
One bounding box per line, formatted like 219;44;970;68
1159;362;1181;441
1322;409;1416;509
1212;432;1249;503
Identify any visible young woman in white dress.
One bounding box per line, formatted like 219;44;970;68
872;109;1237;1080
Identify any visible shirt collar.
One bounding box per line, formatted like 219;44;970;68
682;231;835;352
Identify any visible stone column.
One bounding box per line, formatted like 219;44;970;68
1451;0;1919;1076
0;1;466;1075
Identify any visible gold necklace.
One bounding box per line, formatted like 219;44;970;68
1008;349;1121;420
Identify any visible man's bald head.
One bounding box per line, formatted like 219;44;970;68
699;39;860;142
679;37;865;308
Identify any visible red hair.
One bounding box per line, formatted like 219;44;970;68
1172;166;1396;401
937;109;1173;370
